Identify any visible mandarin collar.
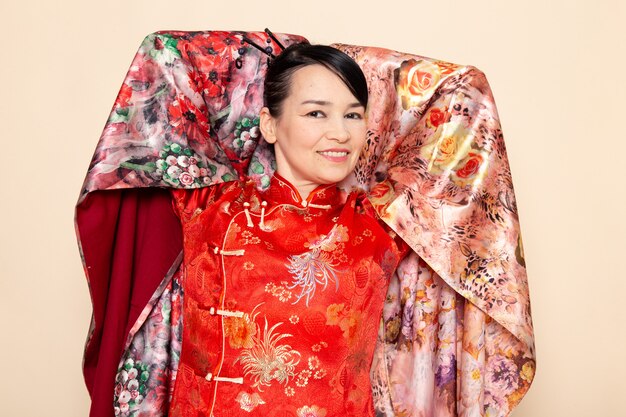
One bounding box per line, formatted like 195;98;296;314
264;172;343;208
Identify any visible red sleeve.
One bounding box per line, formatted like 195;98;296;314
169;185;220;224
170;188;207;223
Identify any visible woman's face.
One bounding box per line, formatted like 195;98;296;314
260;64;367;199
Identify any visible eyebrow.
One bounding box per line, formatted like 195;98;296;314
300;100;363;108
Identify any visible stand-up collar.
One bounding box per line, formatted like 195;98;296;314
264;172;343;208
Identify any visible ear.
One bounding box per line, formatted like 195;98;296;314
259;107;278;144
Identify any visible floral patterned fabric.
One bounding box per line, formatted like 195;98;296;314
75;30;535;417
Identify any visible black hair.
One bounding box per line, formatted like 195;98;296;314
263;43;369;117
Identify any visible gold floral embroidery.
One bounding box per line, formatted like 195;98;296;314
311;341;328;352
313;369;326;379
240;230;261;245
352;236;363;245
308;356;320;370
237;310;301;391
235;392;265;412
296;405;327;417
265;282;293;303
295;369;312;387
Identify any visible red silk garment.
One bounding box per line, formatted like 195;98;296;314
168;174;408;417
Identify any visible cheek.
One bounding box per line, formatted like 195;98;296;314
352;121;367;138
353;128;368;150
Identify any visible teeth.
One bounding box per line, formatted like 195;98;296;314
319;151;348;157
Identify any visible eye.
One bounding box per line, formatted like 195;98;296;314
306;110;325;118
345;112;364;120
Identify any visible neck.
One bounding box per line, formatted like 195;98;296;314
295;183;318;201
273;171;320;202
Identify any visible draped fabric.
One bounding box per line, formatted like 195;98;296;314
75;30;535;417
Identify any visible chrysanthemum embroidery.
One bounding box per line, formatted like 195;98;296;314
235;392;265;412
237;312;301;391
296;405;327;417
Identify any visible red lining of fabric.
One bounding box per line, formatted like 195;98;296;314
76;189;182;417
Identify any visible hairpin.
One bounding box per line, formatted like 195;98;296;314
264;28;285;51
241;35;275;58
240;28;286;60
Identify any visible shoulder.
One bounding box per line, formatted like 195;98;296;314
169;179;249;223
349;184;412;260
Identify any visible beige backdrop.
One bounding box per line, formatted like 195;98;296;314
1;0;625;416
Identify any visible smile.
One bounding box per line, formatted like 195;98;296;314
318;151;349;157
317;150;350;163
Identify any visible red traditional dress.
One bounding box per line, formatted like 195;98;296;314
168;173;408;416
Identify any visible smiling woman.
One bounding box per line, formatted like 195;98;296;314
164;42;411;416
75;30;534;417
260;63;368;199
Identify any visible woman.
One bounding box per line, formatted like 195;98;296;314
167;42;409;416
77;30;534;417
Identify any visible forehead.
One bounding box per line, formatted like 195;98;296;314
287;64;356;102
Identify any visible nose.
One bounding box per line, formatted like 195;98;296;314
326;117;351;143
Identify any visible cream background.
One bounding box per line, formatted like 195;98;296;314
1;0;624;416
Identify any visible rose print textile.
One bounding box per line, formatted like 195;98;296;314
75;30;535;417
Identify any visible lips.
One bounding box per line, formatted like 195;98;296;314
317;149;350;162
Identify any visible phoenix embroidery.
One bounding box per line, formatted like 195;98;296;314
286;225;348;306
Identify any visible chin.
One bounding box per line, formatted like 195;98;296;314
313;162;357;184
320;171;352;184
